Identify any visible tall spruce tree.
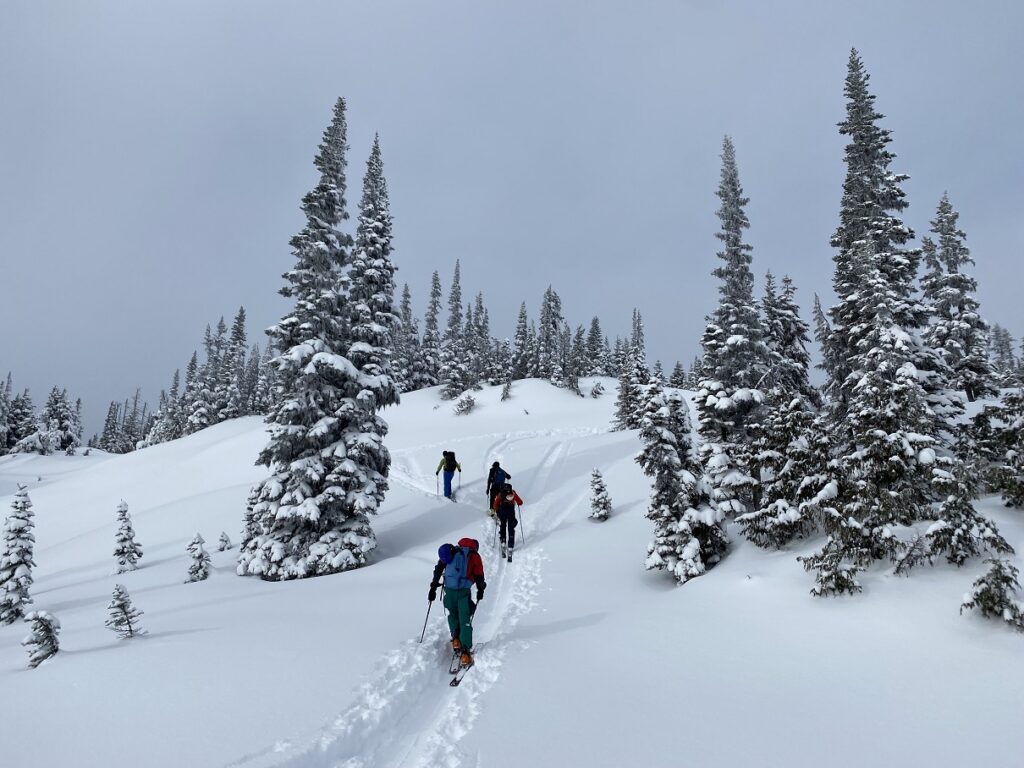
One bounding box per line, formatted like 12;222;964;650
393;282;417;393
696;136;768;519
419;271;443;388
238;98;387;580
336;133;400;544
512;302;534;380
824;48;916;415
920;194;995;402
537;286;564;380
439;261;468;399
585;317;605;376
0;373;12;455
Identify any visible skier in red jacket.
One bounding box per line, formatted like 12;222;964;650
491;484;524;562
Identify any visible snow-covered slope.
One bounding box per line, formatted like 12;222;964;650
1;379;1022;768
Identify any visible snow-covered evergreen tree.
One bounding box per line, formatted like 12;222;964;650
112;500;143;574
217;306;248;421
6;390;36;450
217;532;233;551
585;317;605;376
419;271;443;388
238;486;260;552
612;348;642;431
0;373;12;455
393;283;417;393
738;402;829;549
0;486;36;625
926;469;1012;566
589;468;612;521
512;302;534;380
99;401;122;452
43;386;79;454
105;584;145;639
989;325;1018;386
438;261;467;399
823;49;916;414
920;194;995;402
669;361;687;389
696;136;768;520
761;273;820;407
637;381;726;584
537;286;564;380
249;347;277;415
22;611;60;668
993;388;1024;507
186;534;211;582
239;98;395;581
960;558;1024;631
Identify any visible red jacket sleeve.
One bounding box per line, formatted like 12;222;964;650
513;492;524;505
467;551;485;583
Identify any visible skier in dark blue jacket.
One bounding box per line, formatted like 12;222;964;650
485;461;512;514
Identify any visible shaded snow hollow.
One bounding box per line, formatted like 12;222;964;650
1;378;1022;768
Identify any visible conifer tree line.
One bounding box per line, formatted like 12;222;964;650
139;306;277;449
628;49;1023;597
389;264;671;402
0;375;83;456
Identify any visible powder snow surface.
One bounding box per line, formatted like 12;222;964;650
1;379;1022;768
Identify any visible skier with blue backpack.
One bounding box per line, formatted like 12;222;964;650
428;537;486;672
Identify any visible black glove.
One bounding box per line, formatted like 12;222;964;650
476;586;485;602
428;584;438;602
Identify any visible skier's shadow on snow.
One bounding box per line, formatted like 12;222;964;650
62;628;213;656
376;501;485;557
510;612;607;642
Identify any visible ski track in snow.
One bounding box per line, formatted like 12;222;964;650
230;436;573;768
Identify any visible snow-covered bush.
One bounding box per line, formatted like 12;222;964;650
926;472;1013;566
1;485;36;624
217;532;233;551
112;500;143;574
22;611;60;668
589;469;612;521
960;559;1024;631
500;378;512;402
453;393;476;415
590;381;605;399
105;584;145;639
186;534;211;582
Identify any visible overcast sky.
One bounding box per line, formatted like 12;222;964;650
2;0;1022;436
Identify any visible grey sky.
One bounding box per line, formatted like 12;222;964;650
2;1;1022;436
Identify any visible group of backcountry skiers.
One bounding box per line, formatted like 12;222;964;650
426;456;524;679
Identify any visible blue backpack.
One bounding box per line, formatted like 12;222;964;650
493;468;509;487
439;544;474;590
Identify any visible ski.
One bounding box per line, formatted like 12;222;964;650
448;650;462;674
450;660;474;687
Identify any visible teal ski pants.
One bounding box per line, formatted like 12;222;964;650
443;587;475;650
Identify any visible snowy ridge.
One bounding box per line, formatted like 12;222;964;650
2;382;1023;768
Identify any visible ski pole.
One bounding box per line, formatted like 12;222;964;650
518;505;526;544
418;600;433;643
492;519;498;549
436;475;439;497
